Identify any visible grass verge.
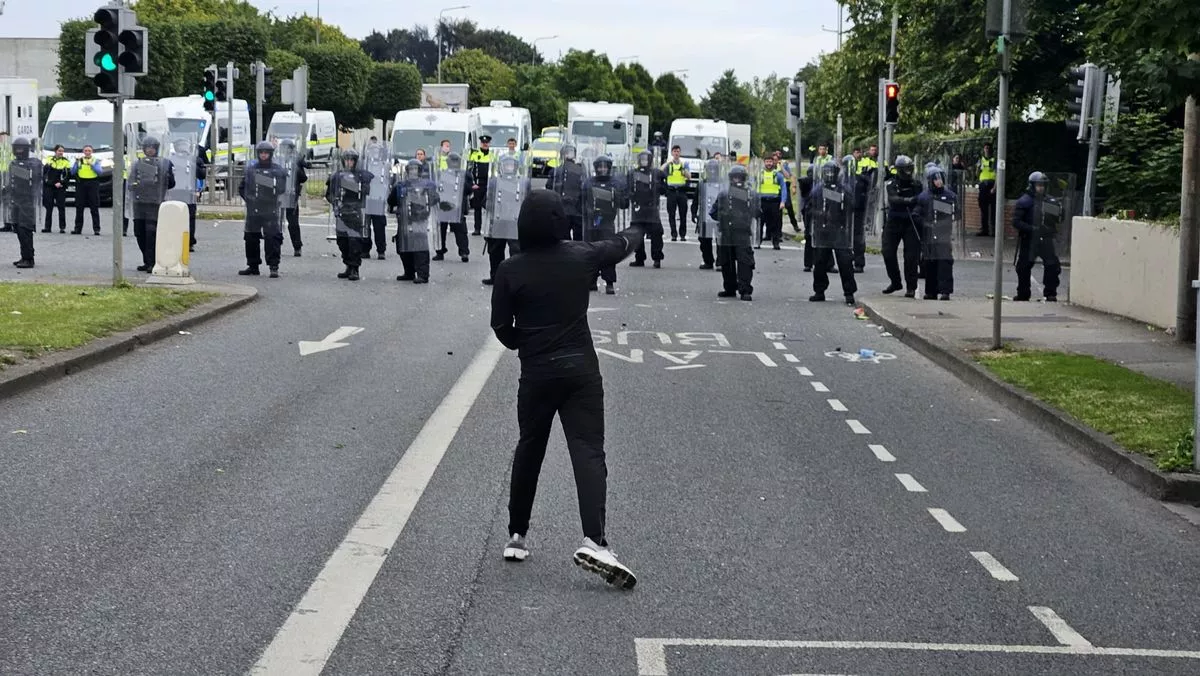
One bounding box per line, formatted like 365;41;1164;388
0;283;215;367
977;349;1195;472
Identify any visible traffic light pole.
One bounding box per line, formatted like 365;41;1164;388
112;92;124;286
991;0;1012;350
226;62;235;200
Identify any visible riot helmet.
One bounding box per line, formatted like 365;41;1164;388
172;137;191;154
842;154;857;179
256;140;275;165
405;158;422;180
593;154;613;179
1028;171;1048;195
11;136;31;160
498;154;519;177
894;154;914;181
341;147;359;170
278;138;296;153
729;165;747;188
636;149;653;170
704;158;721;181
561;144;577;162
820;161;840;189
446;152;462;170
925;164;946;190
141;136;160;157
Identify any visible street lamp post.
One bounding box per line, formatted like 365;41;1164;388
437;5;470;84
531;36;558;66
615;55;640;64
669;69;689;80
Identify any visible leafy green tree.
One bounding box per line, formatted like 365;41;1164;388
699;70;755;127
439;49;517;109
292;42;374;128
131;0;263;21
57;19;93;101
271;15;359;51
555;50;629;103
175;19;270;100
57;17;184;101
263;49;305;107
467;29;539;66
655;73;699;120
1083;0;1200;102
743;74;792;155
510;65;566;132
615;63;671;134
362;62;423;123
1096;108;1184;220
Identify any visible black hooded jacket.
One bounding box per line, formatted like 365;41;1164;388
490;189;645;378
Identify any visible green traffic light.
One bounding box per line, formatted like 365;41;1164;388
204;91;215;101
95;53;117;72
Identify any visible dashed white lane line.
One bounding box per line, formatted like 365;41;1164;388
869;444;896;462
773;341;788;350
927;508;966;532
784;353;800;363
827;399;848;412
846;419;871;434
971;551;1019;582
1029;606;1094;647
811;381;830;392
796;366;813;376
895;473;927;492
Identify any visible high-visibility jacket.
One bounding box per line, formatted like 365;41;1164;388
979;156;996;181
857;157;878;174
759;170;782;196
665;161;687;187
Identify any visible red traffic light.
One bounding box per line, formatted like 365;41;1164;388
886;83;899;99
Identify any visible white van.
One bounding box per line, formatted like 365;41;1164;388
390;108;481;169
668;118;730;190
266;109;337;162
213;99;252;165
41;98;168;205
0;78;40;143
474;100;533;155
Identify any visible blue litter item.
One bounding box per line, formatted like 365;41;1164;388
859;348;875;358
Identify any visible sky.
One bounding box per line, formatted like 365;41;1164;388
0;0;844;100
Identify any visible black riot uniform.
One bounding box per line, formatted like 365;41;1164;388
239;141;288;278
326;148;374;281
545;144;585;240
690;158;721;270
882;155;922;297
627;150;666;268
483;154;528;285
6;137;42;268
1012;171;1063;301
435;152;471;263
389;158;438;284
917;165;957;300
128;136;176;272
709;164;755;300
582;154;629;294
808;159;858;305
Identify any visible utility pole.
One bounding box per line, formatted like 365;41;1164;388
876;3;898;234
990;0;1014;350
1178;53;1200;346
821;2;844;50
225;61;237;199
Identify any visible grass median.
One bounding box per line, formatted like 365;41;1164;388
0;282;215;367
977;349;1195;472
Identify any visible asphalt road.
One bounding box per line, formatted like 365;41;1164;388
2;210;1197;676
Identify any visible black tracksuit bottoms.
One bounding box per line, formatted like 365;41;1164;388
507;372;608;542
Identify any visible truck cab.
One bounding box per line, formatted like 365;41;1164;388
668;118;730;191
566;101;637;168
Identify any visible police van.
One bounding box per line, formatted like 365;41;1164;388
389;107;482;172
0;78;39;144
668;118;730;191
41;99;168;206
474;100;533;156
158;96;251;165
266;110;337;162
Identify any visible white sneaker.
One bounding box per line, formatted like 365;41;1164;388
573;537;637;589
503;534;529;562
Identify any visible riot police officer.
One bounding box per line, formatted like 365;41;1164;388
1013;171;1063;302
390;158;438;284
582;154;629;294
918;164;957;300
483;154;528;284
709;164;755;301
808;159;858;305
627;150;666;268
239;141;288;278
434;152;471;263
882;155;921;297
545;144;585;240
691;158;722;270
5;137;42;268
326;148;374;281
128;136;176;272
275;138;308;257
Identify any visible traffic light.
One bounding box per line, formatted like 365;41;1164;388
203;66;217;112
215;77;228;102
786;81;806;132
885;82;900;124
262;65;274;93
117;22;148;75
1066;64;1099;142
90;8;121;96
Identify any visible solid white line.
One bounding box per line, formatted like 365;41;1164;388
971;551;1018;582
895;473;927;492
764;331;784;340
869;444;896;462
773;341;788;350
665;364;705;371
927;508;966;532
784;353;800;363
827;399;848;412
632;637;1200;675
796;366;813;376
846;419;871;434
811;381;830;392
250;336;508;675
1030;606;1094;647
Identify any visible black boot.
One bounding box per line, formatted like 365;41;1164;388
337;266;351;279
238;266;260;276
347;267;360;281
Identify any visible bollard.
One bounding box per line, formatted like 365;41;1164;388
147;200;196;285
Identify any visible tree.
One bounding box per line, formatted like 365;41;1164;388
131;0;263;21
439;49;517;109
615;63;671;134
57;19;94;101
174;19;270;100
263;48;305;106
292;42;374;129
700;70;755;128
362;27;438;78
362;62;423;123
271;15;359;51
57;17;185;101
510;65;565;132
743;74;792;155
656;73;699;120
467;29;540;67
794;62;836;154
555;50;629;103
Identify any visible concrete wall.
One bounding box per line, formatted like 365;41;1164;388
1071;217;1181;330
0;39;61;97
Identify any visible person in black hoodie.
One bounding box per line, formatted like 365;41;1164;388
489;189;644;590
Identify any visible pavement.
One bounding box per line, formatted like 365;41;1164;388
3;211;1200;675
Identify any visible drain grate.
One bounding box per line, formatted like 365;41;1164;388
997;315;1085;324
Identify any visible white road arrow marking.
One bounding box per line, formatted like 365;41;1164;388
298;326;365;356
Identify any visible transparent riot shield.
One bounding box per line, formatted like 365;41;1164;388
275;140;300;211
123;123;138;222
363;141;390;218
548;150;586;216
332;168;369;243
922;174;958;262
809;162;853;250
626;163;661;225
695;159;726;240
573;135;607;171
166;132;199;205
434;161;466;224
717;169;756;249
5;140;42;231
1042;172;1076;262
583;171;624;243
486;163;526;241
129;142;171;222
397;175;436;253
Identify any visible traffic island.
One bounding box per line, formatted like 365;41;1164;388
0;280;256;399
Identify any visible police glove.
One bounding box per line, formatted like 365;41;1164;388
439;201;454;211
